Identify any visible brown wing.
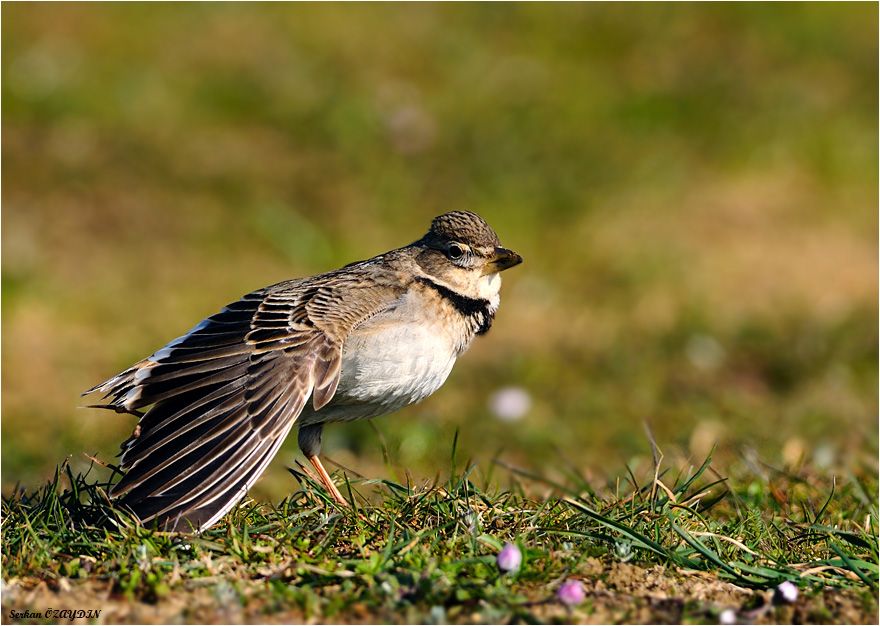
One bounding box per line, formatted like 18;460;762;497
86;270;403;532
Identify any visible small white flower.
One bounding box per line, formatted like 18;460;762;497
774;580;798;604
719;608;737;624
489;387;532;422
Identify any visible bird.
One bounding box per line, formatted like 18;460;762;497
84;210;522;532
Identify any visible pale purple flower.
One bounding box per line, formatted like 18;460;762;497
719;608;737;624
774;580;798;604
488;387;532;422
556;579;585;606
496;542;522;573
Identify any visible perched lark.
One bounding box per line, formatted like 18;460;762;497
85;211;522;532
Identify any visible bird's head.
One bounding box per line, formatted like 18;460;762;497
414;211;522;299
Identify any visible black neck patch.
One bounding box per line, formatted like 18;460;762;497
416;277;495;335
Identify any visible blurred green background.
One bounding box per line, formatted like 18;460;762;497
3;4;877;501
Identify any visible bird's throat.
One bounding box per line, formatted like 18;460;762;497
414;277;496;335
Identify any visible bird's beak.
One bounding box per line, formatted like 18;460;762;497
484;247;523;274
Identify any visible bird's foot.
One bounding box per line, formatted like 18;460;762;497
307;454;349;507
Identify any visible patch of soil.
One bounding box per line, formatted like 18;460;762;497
3;564;877;625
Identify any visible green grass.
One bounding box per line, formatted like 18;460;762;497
3;439;877;624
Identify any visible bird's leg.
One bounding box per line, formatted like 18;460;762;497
299;424;348;506
294;459;322;485
307;454;348;506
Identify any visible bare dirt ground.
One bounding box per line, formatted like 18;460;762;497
4;562;876;625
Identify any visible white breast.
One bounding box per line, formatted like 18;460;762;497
340;321;457;410
299;290;461;425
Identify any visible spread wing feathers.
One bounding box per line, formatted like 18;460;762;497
84;273;401;532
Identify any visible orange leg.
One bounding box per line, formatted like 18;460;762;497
308;455;348;506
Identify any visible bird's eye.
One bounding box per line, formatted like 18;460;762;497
447;244;465;260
